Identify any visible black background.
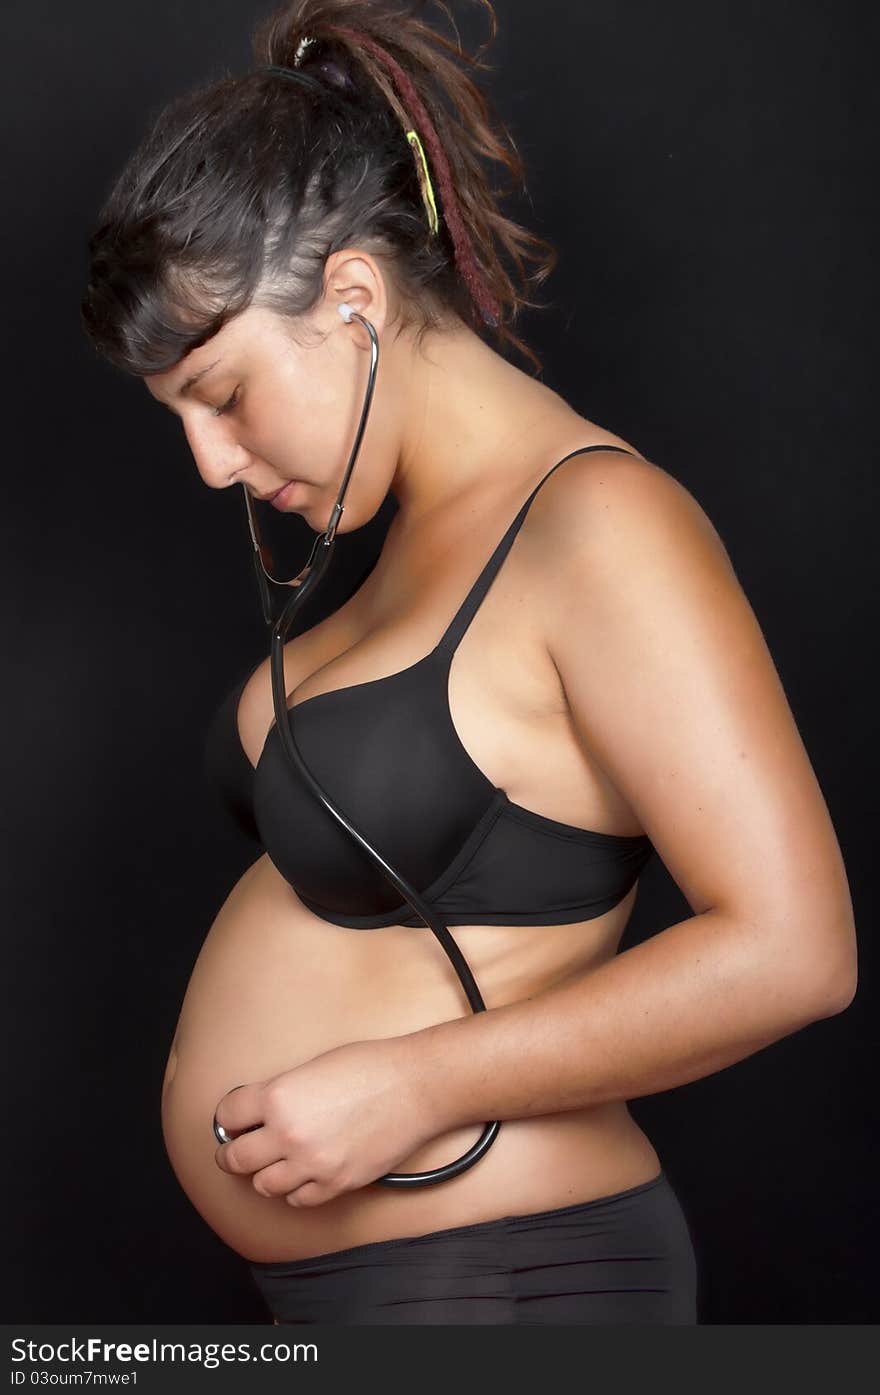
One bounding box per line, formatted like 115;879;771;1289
2;1;876;1323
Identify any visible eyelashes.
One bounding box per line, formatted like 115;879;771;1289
213;387;240;417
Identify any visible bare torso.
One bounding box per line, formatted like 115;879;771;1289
160;411;662;1264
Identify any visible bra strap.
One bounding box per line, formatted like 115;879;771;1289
436;444;638;656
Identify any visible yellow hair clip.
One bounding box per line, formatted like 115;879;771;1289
405;129;440;236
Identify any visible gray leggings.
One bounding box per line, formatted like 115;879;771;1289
248;1169;699;1325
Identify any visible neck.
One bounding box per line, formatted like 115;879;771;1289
387;317;574;532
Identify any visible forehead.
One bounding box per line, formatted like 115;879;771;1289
144;307;284;394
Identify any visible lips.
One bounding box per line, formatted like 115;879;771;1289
270;480;299;510
251;484;289;501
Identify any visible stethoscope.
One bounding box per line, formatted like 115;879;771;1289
212;302;501;1186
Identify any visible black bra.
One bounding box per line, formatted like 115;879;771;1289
203;446;653;927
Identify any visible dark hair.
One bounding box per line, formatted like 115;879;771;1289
80;0;558;380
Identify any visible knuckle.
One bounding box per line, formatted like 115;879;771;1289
263;1081;289;1116
310;1150;337;1179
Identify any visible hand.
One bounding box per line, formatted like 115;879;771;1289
211;1036;441;1207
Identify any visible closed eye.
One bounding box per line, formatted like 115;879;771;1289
213;388;240;417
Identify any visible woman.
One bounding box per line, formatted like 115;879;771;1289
80;1;856;1325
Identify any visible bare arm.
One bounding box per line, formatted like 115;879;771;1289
403;455;858;1130
409;902;850;1130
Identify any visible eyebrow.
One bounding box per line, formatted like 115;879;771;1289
179;359;222;394
153;358;223;410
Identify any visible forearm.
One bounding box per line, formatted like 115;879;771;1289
409;907;849;1130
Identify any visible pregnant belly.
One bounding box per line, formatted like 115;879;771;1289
161;854;660;1264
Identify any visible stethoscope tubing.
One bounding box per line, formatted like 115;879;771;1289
214;309;501;1186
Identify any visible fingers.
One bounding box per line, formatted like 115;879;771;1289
216;1121;278;1180
222;1135;345;1206
212;1074;350;1206
248;1157;315;1199
285;1180;335;1207
212;1081;255;1142
213;1084;317;1197
224;1137;338;1204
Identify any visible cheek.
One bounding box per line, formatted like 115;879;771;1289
254;352;378;485
262;416;337;483
287;411;365;484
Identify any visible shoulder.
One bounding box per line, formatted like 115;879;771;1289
524;447;748;671
526;446;731;577
531;447;750;734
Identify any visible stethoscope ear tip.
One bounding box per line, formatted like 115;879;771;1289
338;301;355;323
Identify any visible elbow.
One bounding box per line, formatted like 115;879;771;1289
811;966;858;1018
797;924;859;1020
753;905;859;1023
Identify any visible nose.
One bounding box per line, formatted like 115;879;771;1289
182;414;249;490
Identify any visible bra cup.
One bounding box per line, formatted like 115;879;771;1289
252;659;495;919
202;669;263;845
252;658;652;929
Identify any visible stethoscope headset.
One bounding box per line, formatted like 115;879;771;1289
212;303;501;1186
